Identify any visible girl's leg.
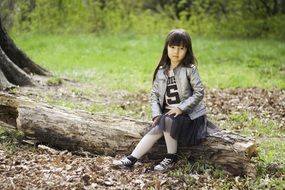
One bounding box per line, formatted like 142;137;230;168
113;126;162;167
132;116;177;159
163;131;177;154
162;116;177;154
113;115;177;169
154;116;178;171
131;127;163;159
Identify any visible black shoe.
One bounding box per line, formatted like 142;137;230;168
154;154;177;171
113;155;137;167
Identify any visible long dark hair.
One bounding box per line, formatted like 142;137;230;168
152;29;197;82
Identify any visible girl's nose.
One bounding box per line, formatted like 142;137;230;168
174;48;179;54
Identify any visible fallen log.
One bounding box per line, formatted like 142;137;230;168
0;92;257;176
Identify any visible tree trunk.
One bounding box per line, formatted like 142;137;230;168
0;18;49;90
0;47;34;87
0;92;257;177
0;67;13;89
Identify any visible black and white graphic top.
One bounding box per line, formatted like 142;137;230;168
164;70;181;111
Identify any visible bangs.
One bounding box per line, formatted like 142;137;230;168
167;32;188;47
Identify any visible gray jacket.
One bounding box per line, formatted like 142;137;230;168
150;65;207;120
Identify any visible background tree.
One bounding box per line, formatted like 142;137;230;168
0;18;49;90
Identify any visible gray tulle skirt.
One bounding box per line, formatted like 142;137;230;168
149;113;218;146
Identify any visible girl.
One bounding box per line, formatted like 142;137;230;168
113;28;215;171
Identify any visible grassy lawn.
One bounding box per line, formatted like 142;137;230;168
12;33;285;91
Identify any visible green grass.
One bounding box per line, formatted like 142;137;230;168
226;111;283;137
196;37;285;89
11;33;285;91
224;111;285;165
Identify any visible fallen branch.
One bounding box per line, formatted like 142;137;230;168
0;92;257;176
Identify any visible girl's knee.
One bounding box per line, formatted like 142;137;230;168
148;125;163;135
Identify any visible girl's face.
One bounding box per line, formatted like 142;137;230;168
167;44;187;65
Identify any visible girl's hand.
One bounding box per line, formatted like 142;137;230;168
166;107;182;117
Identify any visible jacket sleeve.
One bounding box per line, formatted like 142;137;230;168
178;66;204;112
150;74;162;120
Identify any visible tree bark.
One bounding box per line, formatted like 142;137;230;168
0;68;13;89
0;46;34;87
0;92;257;177
0;18;49;90
0;19;48;75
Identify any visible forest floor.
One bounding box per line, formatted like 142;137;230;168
0;77;284;189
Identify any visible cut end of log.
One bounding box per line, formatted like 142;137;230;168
234;141;258;158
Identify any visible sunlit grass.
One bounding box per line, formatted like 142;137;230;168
12;33;285;91
223;111;285;171
258;138;285;165
226;112;282;137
